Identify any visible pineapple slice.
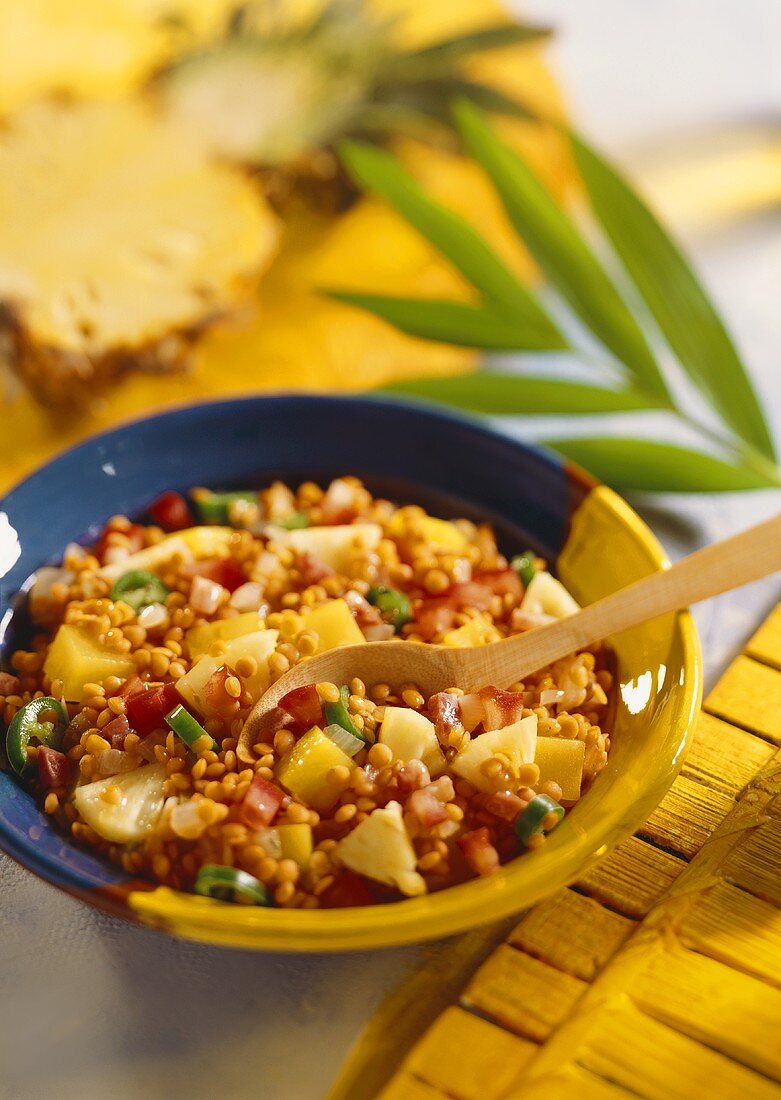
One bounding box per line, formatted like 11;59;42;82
176;628;278;711
335;800;426;897
0;98;278;404
275;726;355;812
387;512;468;552
302;599;365;652
452;715;537;793
98;526;232;582
271;524;382;576
378;707;446;777
186;611;266;659
534;737;585;801
44;624;136;703
276;823;313;869
521;572;580;619
442;614;501;648
73;762;167;844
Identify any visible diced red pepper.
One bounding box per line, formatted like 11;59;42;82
240;775;284;828
118;675;147;700
148;490;194;532
279;684;323;728
126;682;181;736
201;665;238;716
93;522;146;564
478;686;526;731
103;713;131;749
184;558;247;593
428;691;462;739
457;827;500;877
319;871;376;908
38;747;72;789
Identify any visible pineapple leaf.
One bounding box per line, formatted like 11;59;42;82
339;140;565;346
570;133;777;461
378;373;662;414
326;293;561;350
390;78;536;123
395;22;552;77
454;99;671;402
544;438;779;492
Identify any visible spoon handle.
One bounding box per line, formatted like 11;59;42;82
482;510;781;687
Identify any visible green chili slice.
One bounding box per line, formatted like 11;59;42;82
366;585;412;631
111;570;170;612
6;696;68;777
511;551;538;587
514;794;565;846
165;704;218;752
191;489;256;524
278;511;310;530
194;864;273;906
323;685;366;743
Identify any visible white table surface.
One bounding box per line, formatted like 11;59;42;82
2;5;780;1098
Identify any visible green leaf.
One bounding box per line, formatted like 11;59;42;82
544;437;777;492
326;293;559;350
338;141;566;348
379;373;662;414
570;134;776;462
453;100;670;402
401;22;552;71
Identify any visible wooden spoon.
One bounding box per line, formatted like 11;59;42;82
238;511;781;761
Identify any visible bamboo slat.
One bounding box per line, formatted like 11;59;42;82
333;602;781;1100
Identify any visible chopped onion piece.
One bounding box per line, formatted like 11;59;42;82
324;722;364;758
138;602;169;630
189;574;224;615
229;582;267;613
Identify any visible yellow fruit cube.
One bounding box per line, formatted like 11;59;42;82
335;801;426;896
98;526;233;582
177;526;234;556
273;524;382;575
521;571;580;618
177;629;278;712
44;624;136;703
276;823;313;868
453;715;538;793
442;615;501;648
379;706;446;777
275;726;355;812
303;599;364;652
388;512;468;551
73;763;166;843
534;737;585;801
186;611;265;658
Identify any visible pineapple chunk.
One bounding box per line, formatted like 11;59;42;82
335;801;426;897
186;611;266;659
0;98;278;403
276;823;313;869
99;526;233;582
534;737;585;801
452;715;538;793
271;524;382;575
73;763;166;844
302;599;364;652
379;707;446;777
388;512;467;552
442;615;501;648
521;571;580;619
44;624;135;703
176;628;278;711
275;726;355;812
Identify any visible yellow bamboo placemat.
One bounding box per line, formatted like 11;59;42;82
333;603;781;1100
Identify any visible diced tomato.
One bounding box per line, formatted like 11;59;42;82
428;691;462;739
408;784;449;828
38;747;72;789
184;558;247;593
279;685;323;728
201;665;238;716
0;672;21;695
479;687;526;731
126;681;181;736
240;775;284;828
118;675;147;700
103;713;131;749
457;827;500;876
319;870;376;908
475;568;524;600
148;490;194;531
93;522;145;564
297;552;334;585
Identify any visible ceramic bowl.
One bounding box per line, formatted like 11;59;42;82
0;395;701;950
